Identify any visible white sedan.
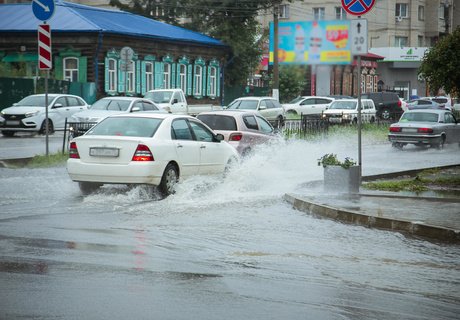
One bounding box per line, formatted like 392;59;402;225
67;113;239;196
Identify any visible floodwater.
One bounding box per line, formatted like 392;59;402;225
0;135;459;319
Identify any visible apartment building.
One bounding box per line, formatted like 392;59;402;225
259;0;456;99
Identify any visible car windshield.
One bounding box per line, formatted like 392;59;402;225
227;100;258;110
90;99;131;111
86;117;162;137
400;112;439;123
144;91;173;104
329;101;357;110
197;115;238;131
288;96;304;104
16;95;56;107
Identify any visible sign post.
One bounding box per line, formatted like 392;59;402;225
342;0;374;182
32;0;55;156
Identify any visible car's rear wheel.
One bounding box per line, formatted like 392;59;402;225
159;163;178;196
277;115;285;127
1;130;15;137
39;119;54;134
433;135;446;149
79;182;102;195
370;116;375;123
392;142;405;150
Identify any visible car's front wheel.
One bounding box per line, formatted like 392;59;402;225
39;119;54;134
159;163;178;196
1;130;15;137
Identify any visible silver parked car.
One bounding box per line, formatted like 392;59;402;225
388;109;460;149
225;97;285;125
197;110;279;157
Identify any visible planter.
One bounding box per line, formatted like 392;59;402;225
323;165;361;193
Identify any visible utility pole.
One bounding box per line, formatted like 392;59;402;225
272;1;279;100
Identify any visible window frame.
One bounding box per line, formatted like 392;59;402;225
335;6;346;20
313;7;325;20
108;58;117;92
396;3;408;18
63;57;79;82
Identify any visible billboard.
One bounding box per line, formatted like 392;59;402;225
269;20;352;65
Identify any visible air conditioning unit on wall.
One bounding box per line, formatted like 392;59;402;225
396;16;403;22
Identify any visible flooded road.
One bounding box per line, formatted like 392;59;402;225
1;136;459;319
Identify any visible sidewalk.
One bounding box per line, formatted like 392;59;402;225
285;167;460;244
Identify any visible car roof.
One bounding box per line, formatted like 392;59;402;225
198;110;262;116
107;112;192;120
330;99;373;103
299;96;334;99
233;96;275;101
404;109;446;114
99;96;146;101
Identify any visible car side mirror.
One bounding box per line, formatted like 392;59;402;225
52;103;63;109
215;133;224;141
259;106;267;110
131;106;141;112
172;98;178;104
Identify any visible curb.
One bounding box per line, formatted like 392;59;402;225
0;157;34;168
284;193;460;244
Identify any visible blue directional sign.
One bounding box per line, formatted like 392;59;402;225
32;0;55;22
341;0;375;16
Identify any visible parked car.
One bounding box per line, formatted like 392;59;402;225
197;110;279;157
0;93;89;136
67;113;239;196
70;96;161;124
420;96;449;108
361;92;403;120
322;99;376;124
388;109;460;149
225;97;285;125
282;96;334;117
407;99;442;110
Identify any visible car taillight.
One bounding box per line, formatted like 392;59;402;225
397;99;402;107
418;128;433;133
69;142;80;159
132;144;154;161
389;127;401;132
229;133;243;141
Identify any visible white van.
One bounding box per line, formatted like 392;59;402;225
322;99;376;124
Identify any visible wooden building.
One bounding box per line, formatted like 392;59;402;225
0;1;229;104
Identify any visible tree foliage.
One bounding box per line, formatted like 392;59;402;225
419;27;460;97
108;0;293;86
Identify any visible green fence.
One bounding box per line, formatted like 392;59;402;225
0;77;97;110
222;86;270;106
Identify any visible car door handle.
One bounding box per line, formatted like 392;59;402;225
200;145;206;149
176;143;183;148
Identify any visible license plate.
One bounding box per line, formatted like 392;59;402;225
403;128;418;133
6;120;20;125
89;147;119;157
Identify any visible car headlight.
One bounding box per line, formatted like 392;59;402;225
343;114;350;119
0;111;5;116
25;110;40;118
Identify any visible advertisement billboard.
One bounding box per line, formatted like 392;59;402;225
269;20;352;65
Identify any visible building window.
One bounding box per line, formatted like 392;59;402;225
163;63;171;89
179;64;187;93
396;3;408;18
335;7;346;20
279;4;289;19
127;60;135;93
395;36;408;47
418;35;424;47
313;7;325;20
209;66;217;97
145;62;154;91
418;5;425;21
63;57;78;82
108;58;117;92
194;65;203;96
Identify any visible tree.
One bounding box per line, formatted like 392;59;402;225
108;0;295;86
273;65;309;103
419;27;460;97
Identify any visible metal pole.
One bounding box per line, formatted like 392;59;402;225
273;2;279;100
357;55;362;178
45;69;49;156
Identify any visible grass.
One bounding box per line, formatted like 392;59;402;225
362;169;460;193
26;152;69;168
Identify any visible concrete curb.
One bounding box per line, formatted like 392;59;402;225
0;157;34;168
284;193;460;244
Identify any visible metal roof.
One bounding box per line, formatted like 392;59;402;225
0;0;225;47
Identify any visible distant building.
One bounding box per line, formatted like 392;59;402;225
257;0;456;99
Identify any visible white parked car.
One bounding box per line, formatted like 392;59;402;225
0;94;88;136
282;96;334;116
225;97;285;125
67;113;239;196
322;99;376;124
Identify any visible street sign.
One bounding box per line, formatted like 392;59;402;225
38;24;52;70
32;0;55;22
341;0;375;16
350;19;368;55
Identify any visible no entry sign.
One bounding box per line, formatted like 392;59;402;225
38;24;52;70
341;0;375;16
